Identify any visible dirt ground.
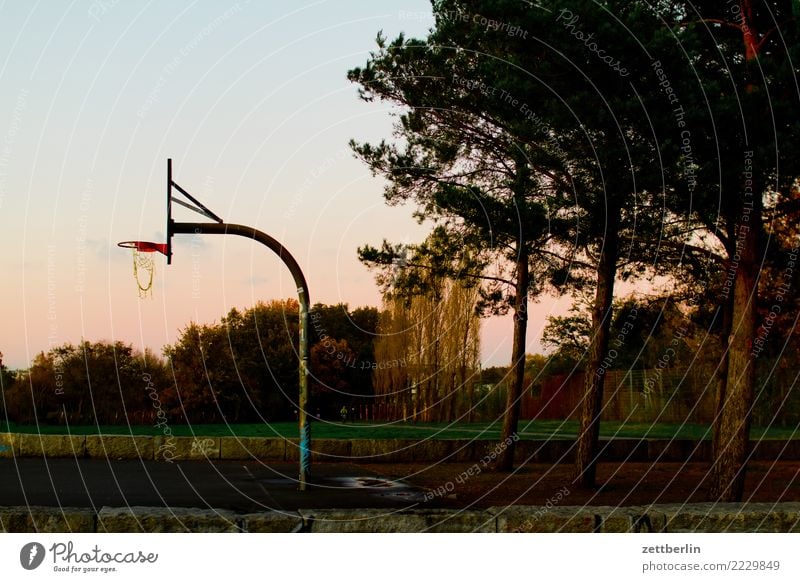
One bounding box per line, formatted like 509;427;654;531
364;461;800;508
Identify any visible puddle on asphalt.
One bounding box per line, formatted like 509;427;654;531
336;476;405;489
331;476;427;502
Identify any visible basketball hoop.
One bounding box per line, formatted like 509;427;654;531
117;241;168;298
115;159;312;489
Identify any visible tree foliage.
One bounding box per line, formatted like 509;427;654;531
350;0;690;476
165;300;380;422
4;341;167;425
4;302;380;426
0;350;14;392
370;248;481;422
351;0;799;494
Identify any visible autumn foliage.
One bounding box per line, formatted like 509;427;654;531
2;300;379;425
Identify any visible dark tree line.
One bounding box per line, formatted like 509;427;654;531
2;342;166;426
1;301;379;425
542;282;800;428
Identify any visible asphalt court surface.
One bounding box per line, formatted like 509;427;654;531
0;459;441;512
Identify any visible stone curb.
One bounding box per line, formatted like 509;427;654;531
0;507;95;533
2;433;799;463
97;506;240;533
1;503;798;533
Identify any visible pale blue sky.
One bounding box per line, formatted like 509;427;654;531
0;0;569;369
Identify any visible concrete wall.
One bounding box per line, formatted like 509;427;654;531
1;503;798;533
2;432;799;463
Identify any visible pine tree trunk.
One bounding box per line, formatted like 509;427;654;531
496;247;529;471
574;211;619;488
709;0;762;501
710;198;760;501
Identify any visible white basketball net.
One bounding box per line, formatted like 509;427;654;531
132;249;156;298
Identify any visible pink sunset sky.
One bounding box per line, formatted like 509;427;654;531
0;1;573;371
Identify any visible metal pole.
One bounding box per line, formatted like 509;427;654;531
172;221;311;490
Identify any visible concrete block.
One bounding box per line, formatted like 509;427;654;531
448;440;476;462
420;509;496;532
410;439;450;463
0;506;94;533
492;505;596;533
241;511;303;532
97;506;240;533
153;434;178;461
533;440;576;463
310;439;352;462
85;435;153;460
0;508;27;532
514;440;538;464
763;503;800;532
692;440;712;462
595;506;666;533
751;440;800;461
0;432;19;458
305;509;494;533
29;508;96;533
409;438;474;462
19;434;85;458
647;440;709;462
285;438;301;462
471;439;512;466
411;439;480;464
751;440;781;461
350;439;416;463
301;509;429;532
598;439;649;462
154;436;220;461
663;502;800;533
219;437;286;461
784;440;800;460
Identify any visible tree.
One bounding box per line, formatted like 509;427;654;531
309;303;380;403
471;0;689;489
369;246;481;422
351;1;693;482
166;300;302;423
349;10;579;470
0;350;14;392
0;350;16;426
165;300;382;422
543;293;700;371
659;1;800;500
523;354;549;399
711;0;799;501
5;341;167;425
310;338;357;415
541;290;594;369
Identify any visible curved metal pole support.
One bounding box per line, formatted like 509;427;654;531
172;221;311;490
